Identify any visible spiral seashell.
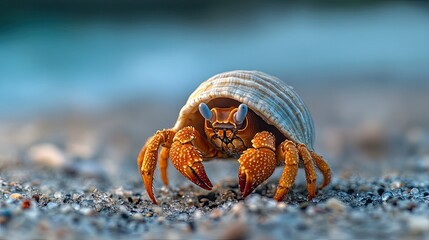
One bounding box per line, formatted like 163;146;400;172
173;70;315;150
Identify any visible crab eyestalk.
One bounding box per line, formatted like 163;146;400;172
199;103;213;121
234;104;248;126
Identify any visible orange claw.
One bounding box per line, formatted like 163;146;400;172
170;126;213;190
137;144;156;204
137;129;175;204
238;131;277;198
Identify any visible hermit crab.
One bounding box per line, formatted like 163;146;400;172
138;70;331;204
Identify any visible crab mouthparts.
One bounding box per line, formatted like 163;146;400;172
214;128;236;142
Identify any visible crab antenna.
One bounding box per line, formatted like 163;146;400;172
199;103;212;121
234;104;248;125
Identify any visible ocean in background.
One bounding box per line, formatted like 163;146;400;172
0;2;428;119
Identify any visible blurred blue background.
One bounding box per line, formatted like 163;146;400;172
1;1;429;181
1;1;428;118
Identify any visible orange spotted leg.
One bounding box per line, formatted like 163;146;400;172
274;142;332;201
170;126;215;191
137;129;176;204
310;151;332;189
238;131;277;198
159;147;170;186
274;140;299;201
297;144;317;200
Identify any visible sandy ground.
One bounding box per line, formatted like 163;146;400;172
1;86;429;239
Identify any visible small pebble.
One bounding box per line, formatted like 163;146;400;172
245;195;262;211
153;206;163;214
46;202;58;209
265;199;278;210
72;193;81;201
231;202;244;216
21;199;31;209
210;209;223;220
193;210;203;220
132;213;144;221
95;204;103;212
118;205;128;213
382;191;394;201
277;202;287;211
114;187;132;197
60;205;72;214
28;143;67;168
306;206;317;216
391;181;404;189
32;194;40;202
40;186;52;195
408;216;429;235
80;208;94;216
410;188;419;195
54;192;63;199
9;193;23;200
326;197;346;213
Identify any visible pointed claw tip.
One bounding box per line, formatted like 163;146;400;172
185;165;213;191
150;197;158;205
144;186;158;204
238;171;246;193
242;191;251;198
238;169;257;198
199;183;213;191
142;171;158;204
242;180;256;199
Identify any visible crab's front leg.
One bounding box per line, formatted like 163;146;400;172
137;129;176;204
238;131;278;198
170;126;216;190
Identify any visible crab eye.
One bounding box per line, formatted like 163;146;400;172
199;103;213;121
234;104;248;125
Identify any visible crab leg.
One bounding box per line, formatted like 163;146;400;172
170;126;215;190
159;147;170;186
297;144;317;200
273;140;299;201
137;129;176;204
238;131;277;198
310;151;332;189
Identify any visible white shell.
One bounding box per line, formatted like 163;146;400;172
173;70;315;150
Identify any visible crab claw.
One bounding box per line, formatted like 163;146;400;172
138;144;158;204
138;130;174;204
170;130;213;190
238;131;277;198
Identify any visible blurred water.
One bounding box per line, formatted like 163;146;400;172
0;2;428;119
